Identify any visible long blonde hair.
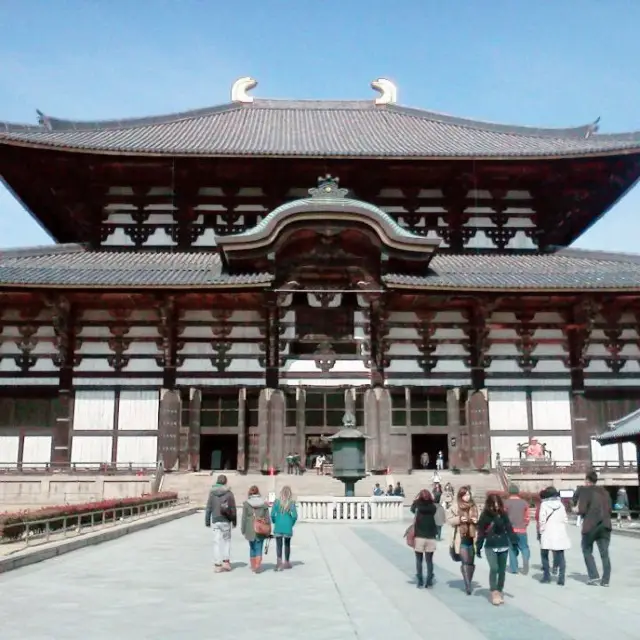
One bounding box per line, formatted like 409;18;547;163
278;485;294;513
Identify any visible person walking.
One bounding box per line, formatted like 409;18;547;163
538;486;570;585
410;489;439;588
446;485;479;595
240;485;271;573
204;474;237;573
476;494;518;606
436;451;444;471
270;485;298;571
504;484;531;575
535;487;559;575
578;470;612;586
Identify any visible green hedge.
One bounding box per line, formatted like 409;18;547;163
0;492;178;541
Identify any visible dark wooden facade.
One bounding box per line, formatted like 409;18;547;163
3;85;640;472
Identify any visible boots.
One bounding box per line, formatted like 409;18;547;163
250;558;257;573
490;591;501;606
275;560;283;572
255;555;263;573
497;592;504;604
461;564;475;595
222;561;231;572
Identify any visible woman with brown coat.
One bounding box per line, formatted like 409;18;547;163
240;485;271;573
446;485;479;595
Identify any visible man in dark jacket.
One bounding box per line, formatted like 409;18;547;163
204;474;237;573
578;470;612;586
504;484;531;575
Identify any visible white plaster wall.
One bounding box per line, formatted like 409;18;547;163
0;436;20;467
22;436;52;466
73;391;115;430
71;436;113;467
531;391;572;431
541;436;573;462
490;436;522;462
117;391;159;430
591;440;619;464
116;436;158;466
488;391;528;431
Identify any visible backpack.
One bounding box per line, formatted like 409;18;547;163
253;509;272;537
219;495;234;521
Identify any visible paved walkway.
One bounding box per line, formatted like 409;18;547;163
0;515;638;640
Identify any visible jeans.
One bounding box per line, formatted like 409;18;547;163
508;532;531;573
275;536;291;562
581;529;611;583
541;549;566;582
211;521;231;566
249;538;265;558
485;548;508;592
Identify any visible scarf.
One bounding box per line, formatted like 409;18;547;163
457;501;478;539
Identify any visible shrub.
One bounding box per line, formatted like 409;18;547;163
0;491;178;541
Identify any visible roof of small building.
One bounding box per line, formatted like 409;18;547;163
2;244;640;291
594;409;640;445
2;97;640;158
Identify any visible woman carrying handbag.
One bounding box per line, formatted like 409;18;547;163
446;486;479;595
240;485;272;573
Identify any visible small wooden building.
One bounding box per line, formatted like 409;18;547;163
2;77;640;473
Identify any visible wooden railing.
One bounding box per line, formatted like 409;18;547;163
297;496;404;522
0;462;157;475
500;459;638;475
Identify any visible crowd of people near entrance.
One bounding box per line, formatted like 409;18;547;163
203;468;614;604
407;469;613;606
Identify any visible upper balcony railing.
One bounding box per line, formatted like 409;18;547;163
500;459;637;475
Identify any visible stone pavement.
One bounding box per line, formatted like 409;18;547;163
0;514;638;640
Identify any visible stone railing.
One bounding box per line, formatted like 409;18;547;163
297;496;404;522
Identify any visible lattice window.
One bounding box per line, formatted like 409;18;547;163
201;394;238;428
0;397;57;428
409;391;448;427
305;390;344;429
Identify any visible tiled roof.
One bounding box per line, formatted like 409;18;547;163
1;245;640;291
595;409;640;444
2;99;640;158
0;245;272;288
384;249;640;291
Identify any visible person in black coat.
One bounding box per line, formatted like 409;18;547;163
476;493;518;606
410;489;438;588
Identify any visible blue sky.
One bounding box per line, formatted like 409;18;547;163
1;0;640;250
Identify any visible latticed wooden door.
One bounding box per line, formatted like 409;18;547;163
158;389;181;470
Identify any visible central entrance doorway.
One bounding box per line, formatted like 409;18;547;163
411;434;448;470
199;434;238;471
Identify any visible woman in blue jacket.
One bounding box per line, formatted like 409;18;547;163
271;485;298;570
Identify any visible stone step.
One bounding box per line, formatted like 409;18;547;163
162;470;501;506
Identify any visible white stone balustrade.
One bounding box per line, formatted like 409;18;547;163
297;496;404;522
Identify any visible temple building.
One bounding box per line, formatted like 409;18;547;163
2;77;640;474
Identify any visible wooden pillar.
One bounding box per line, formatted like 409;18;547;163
377;387;392;471
265;296;280;389
369;299;388;387
237;388;247;472
467;303;490;391
296;388;306;468
158;296;178;390
405;387;412;472
447;388;461;469
467;389;491;470
269;389;286;470
52;298;76;466
363;388;380;470
188;388;201;471
258;388;270;468
158;389;181;470
571;392;591;463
